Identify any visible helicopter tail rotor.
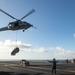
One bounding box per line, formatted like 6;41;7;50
32;26;37;29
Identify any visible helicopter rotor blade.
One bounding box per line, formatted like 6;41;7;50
0;9;18;20
21;9;35;20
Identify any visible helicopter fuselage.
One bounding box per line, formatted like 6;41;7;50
0;9;35;32
7;21;33;31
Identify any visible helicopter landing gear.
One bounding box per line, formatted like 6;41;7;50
23;29;25;32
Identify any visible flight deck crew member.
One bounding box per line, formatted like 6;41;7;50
52;58;56;74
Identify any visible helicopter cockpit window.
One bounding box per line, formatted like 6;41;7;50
8;24;12;29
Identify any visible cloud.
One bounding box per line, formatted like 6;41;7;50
74;33;75;38
48;46;75;59
33;46;75;59
33;47;48;52
0;40;75;59
0;40;32;52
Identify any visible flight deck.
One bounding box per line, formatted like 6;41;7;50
0;61;75;75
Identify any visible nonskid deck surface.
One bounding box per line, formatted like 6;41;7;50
0;61;75;75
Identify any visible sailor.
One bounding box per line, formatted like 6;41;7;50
52;58;56;74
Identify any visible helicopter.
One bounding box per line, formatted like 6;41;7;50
0;9;36;32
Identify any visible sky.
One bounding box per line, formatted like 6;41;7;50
0;0;75;60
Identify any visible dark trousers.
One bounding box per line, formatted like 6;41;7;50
52;68;56;74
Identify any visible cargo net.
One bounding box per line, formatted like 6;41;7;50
11;47;20;55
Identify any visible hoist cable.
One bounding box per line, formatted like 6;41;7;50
15;30;18;47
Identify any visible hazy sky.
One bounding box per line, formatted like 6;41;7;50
0;0;75;60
